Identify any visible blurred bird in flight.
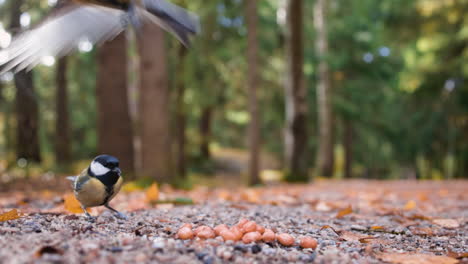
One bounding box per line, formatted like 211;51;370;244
0;0;200;74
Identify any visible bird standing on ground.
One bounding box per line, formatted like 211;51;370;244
67;154;125;220
0;0;200;73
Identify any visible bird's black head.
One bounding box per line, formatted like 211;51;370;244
89;154;121;179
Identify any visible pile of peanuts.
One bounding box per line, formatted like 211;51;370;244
176;218;318;249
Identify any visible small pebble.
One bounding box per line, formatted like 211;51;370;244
251;244;262;254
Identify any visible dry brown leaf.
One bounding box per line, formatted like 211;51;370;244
339;230;374;243
410;227;434;236
240;189;260;203
64;194;89;214
315;201;332;212
35;246;63;257
336;205;353;218
0;209;22;222
378;252;458;264
433;219;460;229
447;251;468;259
403;200;417;210
320;225;340;236
407;214;432;221
146;183;159;203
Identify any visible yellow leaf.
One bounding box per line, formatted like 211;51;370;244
371;226;385;231
378;252;458;264
64;193;89;214
0;209;22;222
146;183;159;202
122;182;145;193
241;189;260;203
404;200;417;210
336;205;353;218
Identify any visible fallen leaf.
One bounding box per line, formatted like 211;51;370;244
35;246;63;257
433;219;460;229
447;251;468;259
410;227;434;236
64;193;89;214
371;226;385;231
122;182;146;193
320;225;340;236
407;214;432;221
315;201;332;212
378;252;458;264
359;237;377;243
240;189;260;203
0;209;22;222
339;230;374;243
404;200;417;210
146;183;159;203
336;205;353;218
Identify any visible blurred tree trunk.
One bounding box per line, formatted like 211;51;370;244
199;106;212;159
343;119;353;178
10;0;41;162
245;0;261;185
174;46;187;179
138;25;173;182
96;33;135;173
314;0;334;177
55;57;71;165
284;0;308;181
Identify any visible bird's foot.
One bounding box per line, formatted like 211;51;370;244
115;212;128;220
85;215;96;222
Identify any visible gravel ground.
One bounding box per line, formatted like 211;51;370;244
0;180;467;263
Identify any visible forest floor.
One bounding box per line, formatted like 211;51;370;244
0;180;467;264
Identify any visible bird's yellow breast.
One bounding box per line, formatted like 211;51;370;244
75;177;108;207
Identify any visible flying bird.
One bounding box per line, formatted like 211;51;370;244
0;0;200;74
67;154;125;220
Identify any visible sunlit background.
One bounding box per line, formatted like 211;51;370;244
0;0;466;185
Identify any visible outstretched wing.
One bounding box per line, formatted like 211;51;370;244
141;0;200;46
0;3;128;74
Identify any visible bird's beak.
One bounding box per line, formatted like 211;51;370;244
113;168;121;175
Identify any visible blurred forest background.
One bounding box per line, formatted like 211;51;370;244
0;0;467;187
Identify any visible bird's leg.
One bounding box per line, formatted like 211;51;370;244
105;204;128;220
81;206;95;222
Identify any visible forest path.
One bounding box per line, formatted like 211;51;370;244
0;180;467;263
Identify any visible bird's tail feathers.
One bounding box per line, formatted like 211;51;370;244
141;0;200;46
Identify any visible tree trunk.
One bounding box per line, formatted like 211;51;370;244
246;0;261;185
284;0;308;181
199;106;213;159
138;24;172;182
343;118;353;178
55;57;71;165
314;0;334;177
96;33;135;173
174;46;187;179
10;0;41;162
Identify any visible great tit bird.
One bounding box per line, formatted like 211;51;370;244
67;154;125;220
0;0;200;73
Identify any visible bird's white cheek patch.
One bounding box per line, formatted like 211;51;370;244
90;161;110;176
